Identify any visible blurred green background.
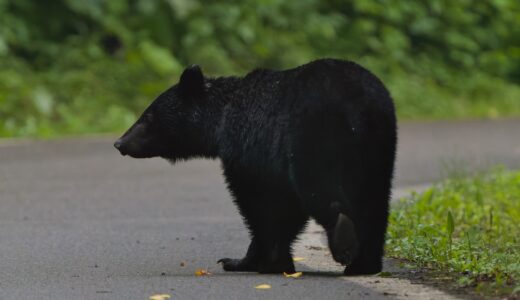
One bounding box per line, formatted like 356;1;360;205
1;0;519;138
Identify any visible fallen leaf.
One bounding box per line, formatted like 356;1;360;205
292;257;305;262
283;272;303;278
195;269;211;276
254;284;272;289
180;262;185;267
149;294;171;300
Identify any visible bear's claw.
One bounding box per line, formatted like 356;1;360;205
344;261;383;276
218;258;257;272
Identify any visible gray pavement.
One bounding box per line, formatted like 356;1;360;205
0;119;519;299
396;118;520;185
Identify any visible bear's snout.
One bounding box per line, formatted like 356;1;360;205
114;139;127;156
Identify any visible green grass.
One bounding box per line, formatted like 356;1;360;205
386;168;520;297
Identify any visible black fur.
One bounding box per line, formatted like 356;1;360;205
115;58;397;275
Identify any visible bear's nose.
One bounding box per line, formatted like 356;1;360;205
114;139;127;155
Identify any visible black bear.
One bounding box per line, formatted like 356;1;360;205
114;59;397;275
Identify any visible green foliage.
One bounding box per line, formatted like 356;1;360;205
387;169;520;297
1;0;519;137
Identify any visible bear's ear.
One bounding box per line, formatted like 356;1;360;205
179;65;205;98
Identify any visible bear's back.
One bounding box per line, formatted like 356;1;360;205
217;59;395;177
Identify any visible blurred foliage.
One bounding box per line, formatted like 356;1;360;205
0;0;519;137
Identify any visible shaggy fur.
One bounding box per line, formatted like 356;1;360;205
115;58;397;275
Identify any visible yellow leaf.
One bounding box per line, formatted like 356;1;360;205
195;269;211;276
254;284;272;289
292;257;305;262
149;294;170;300
283;272;303;278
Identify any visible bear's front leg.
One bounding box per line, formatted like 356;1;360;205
256;241;295;274
218;238;260;272
217;237;296;273
219;167;308;274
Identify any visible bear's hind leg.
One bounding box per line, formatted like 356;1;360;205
288;113;365;267
290;168;360;267
344;174;391;275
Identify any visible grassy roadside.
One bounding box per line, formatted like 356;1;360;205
386;168;520;298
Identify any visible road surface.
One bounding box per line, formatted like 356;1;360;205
1;119;519;299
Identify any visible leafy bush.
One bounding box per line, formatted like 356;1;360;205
1;0;519;137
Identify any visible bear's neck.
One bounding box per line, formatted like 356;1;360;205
196;76;243;159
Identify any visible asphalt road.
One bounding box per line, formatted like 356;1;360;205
0;119;519;300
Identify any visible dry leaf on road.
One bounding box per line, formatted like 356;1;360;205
195;269;211;276
149;294;170;300
283;272;303;278
254;284;272;289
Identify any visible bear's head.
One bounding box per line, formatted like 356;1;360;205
114;65;215;160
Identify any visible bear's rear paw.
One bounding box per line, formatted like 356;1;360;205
343;262;382;276
328;213;359;266
217;258;258;272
